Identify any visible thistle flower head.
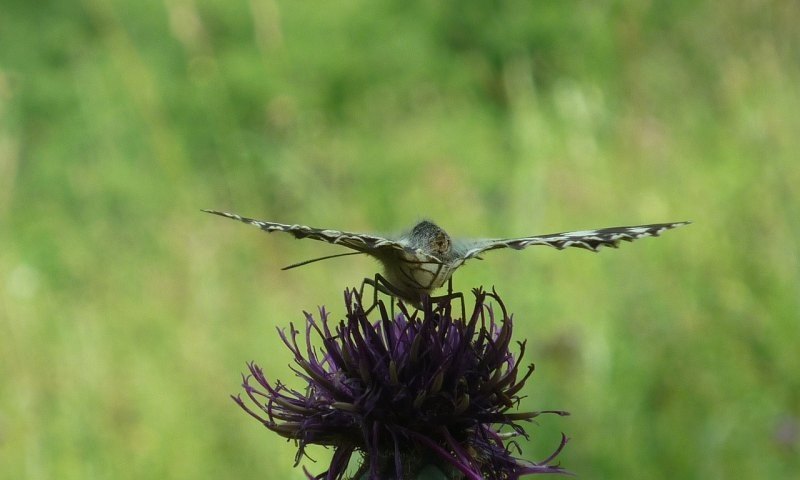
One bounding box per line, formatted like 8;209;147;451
233;288;568;479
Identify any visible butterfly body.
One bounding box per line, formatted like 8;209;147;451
204;209;689;304
384;231;466;302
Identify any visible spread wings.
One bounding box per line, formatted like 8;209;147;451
202;210;443;263
459;221;690;260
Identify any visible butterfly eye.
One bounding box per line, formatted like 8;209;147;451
432;231;451;255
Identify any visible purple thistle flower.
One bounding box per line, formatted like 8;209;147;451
233;288;569;479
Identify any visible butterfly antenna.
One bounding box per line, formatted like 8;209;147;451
282;251;366;270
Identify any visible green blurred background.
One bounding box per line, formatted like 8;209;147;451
1;0;799;478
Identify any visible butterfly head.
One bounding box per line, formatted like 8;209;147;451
409;220;452;258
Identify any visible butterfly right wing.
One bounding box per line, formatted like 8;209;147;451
459;221;690;260
203;209;441;262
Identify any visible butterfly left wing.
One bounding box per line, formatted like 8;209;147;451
203;209;442;262
459;221;690;260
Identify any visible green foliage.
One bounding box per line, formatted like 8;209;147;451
1;0;798;478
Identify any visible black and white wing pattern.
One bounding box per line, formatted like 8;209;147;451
460;221;690;260
203;210;442;262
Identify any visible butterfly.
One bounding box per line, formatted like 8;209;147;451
204;209;690;308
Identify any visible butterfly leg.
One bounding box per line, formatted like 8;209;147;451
430;289;466;321
357;276;379;314
360;273;402;317
427;277;465;320
450;278;465;321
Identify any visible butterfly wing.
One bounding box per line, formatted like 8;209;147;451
460;221;690;260
203;210;442;262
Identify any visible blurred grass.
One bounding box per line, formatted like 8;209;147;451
1;0;799;478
